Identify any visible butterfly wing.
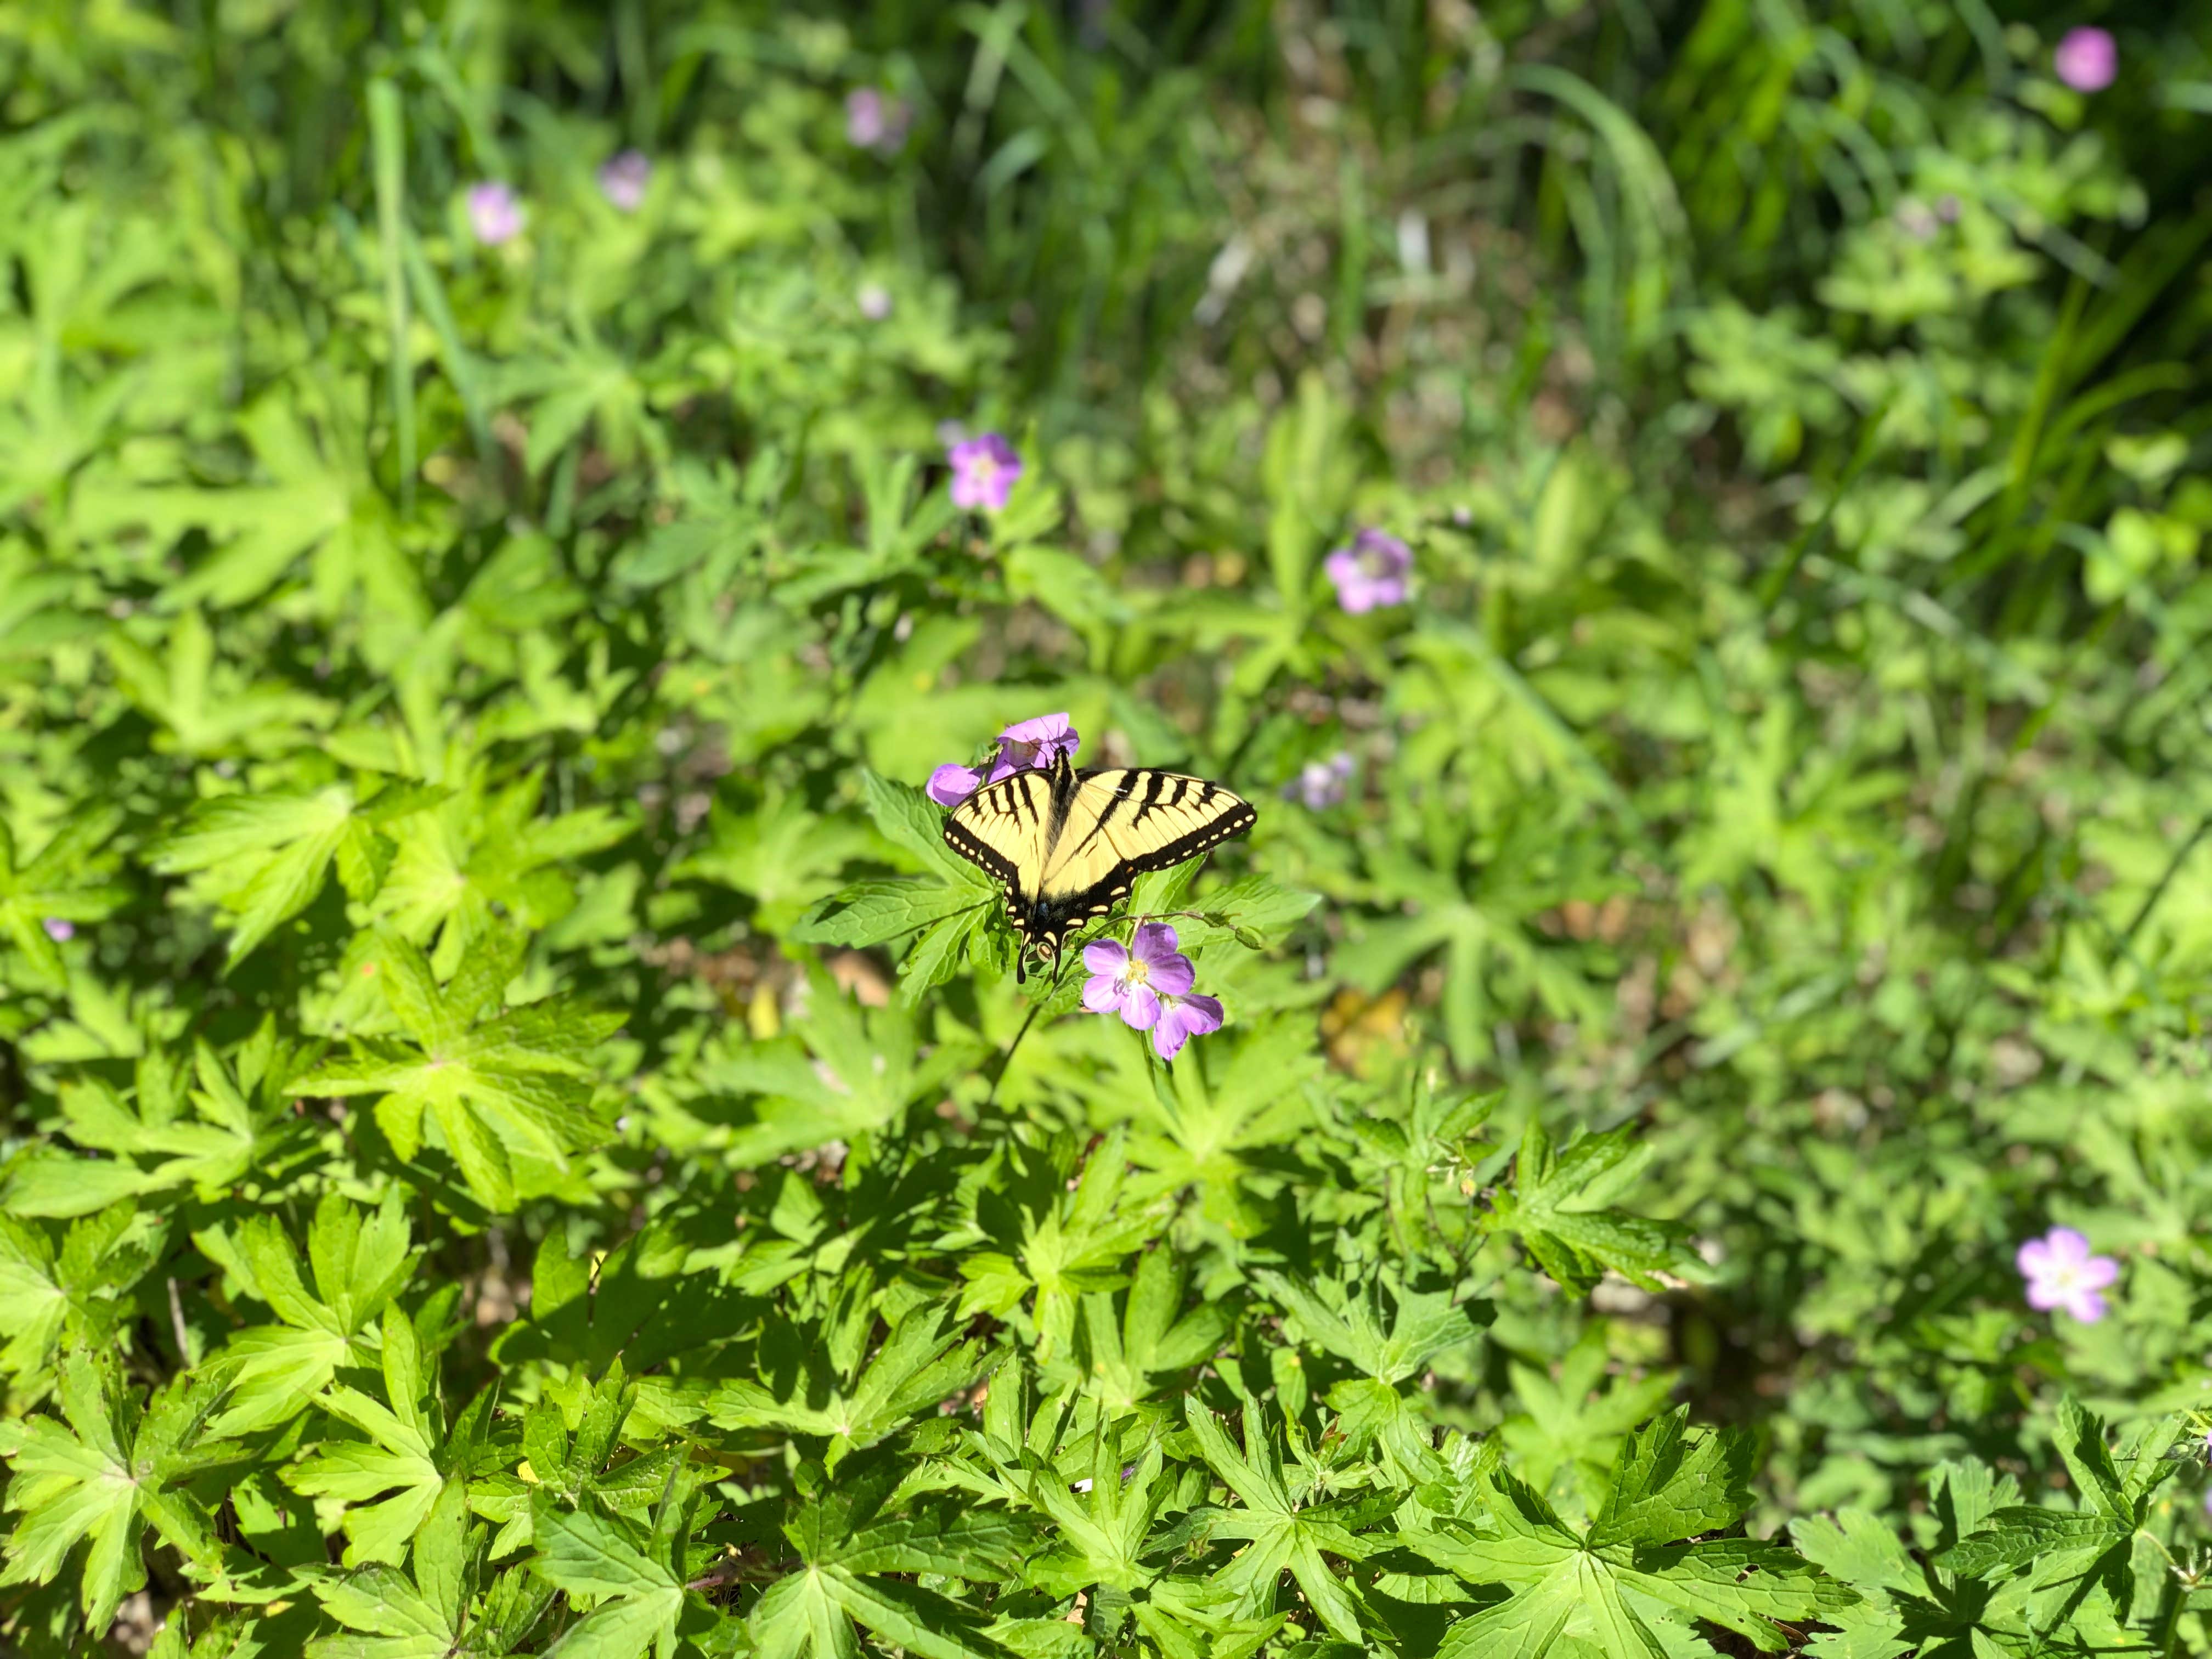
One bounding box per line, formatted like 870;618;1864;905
944;766;1056;909
1036;769;1257;910
943;761;1256;977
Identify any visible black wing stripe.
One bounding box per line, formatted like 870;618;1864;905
1043;761;1078;854
1057;780;1131;865
1112;799;1259;877
945;768;1256;957
943;815;1023;893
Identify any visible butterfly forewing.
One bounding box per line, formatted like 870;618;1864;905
1050;769;1257;888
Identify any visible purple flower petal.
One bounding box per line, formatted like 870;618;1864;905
979;712;1079;781
598;150;651;211
1082;974;1124;1014
1325;529;1412;614
1121;984;1162;1030
1082;939;1130;977
42;917;75;942
1126;924;1196;996
2053;26;2115;92
845;88;911;154
2017;1224;2119;1324
1148;953;1195;998
2063;1287;2109;1323
928;712;1082;817
466;182;525;246
1001;711;1072;749
1152;992;1223;1060
927;764;985;806
1131;922;1182;970
2044;1227;2092;1267
1290;751;1355;810
846;88;886;148
949;432;1023;514
998;712;1078;771
1354;527;1413;575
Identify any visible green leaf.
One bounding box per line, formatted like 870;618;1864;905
1183;1402;1369;1642
207;1192;413;1433
0;811;128;988
1587;1408;1754;1550
791;876;984;946
1432;1562;1582;1658
1934;1508;2130;1578
0;1357;233;1629
1253;1269;1488;1386
292;928;616;1210
1485;1120;1705;1294
898;905;989;1001
861;769;987;887
307;1562;455;1659
152;784;444;966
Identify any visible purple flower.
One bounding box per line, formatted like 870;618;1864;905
949;432;1023;513
857;283;893;321
466;182;526;246
846;88;912;154
2016;1227;2119;1323
598;149;651;212
1895;199;1938;242
1084;922;1193;1030
927;712;1081;807
2053;27;2116;92
994;712;1079;771
926;764;983;806
1323;528;1413;613
1152;990;1225;1061
1287;752;1355;811
42;918;74;943
1085;922;1224;1059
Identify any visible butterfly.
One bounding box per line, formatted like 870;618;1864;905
942;750;1256;981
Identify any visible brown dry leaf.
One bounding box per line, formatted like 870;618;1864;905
1321;985;1411;1076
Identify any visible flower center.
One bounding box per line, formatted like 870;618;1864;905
1122;958;1150;988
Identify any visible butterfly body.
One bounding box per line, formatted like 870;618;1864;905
943;752;1256;980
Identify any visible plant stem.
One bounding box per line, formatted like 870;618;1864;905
984;955;1066;1111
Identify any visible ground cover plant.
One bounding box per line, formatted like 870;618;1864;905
5;2;2212;1655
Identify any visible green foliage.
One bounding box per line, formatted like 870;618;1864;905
8;3;2212;1657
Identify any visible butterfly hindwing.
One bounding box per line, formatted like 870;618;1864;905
942;756;1255;978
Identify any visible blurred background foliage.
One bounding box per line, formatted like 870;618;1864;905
7;0;2212;1652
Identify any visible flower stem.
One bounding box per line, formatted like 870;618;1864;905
983;953;1067;1111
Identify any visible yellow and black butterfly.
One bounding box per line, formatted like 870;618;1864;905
943;751;1256;981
